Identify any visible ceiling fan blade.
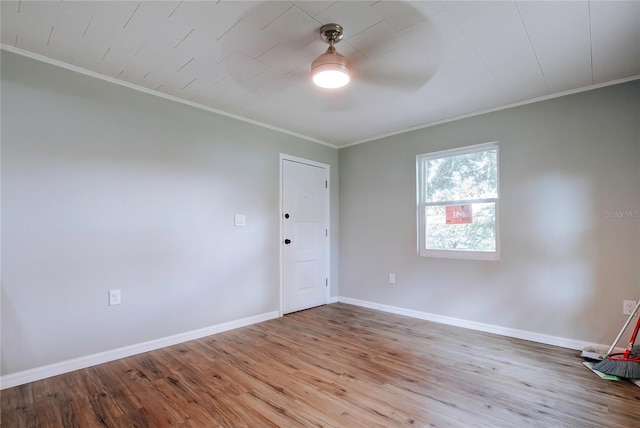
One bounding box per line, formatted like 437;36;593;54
356;65;437;91
351;44;438;91
318;89;359;112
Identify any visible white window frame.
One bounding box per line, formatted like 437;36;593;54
416;142;500;261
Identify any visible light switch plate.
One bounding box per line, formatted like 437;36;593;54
234;214;246;227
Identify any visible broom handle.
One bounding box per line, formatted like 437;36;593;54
623;306;640;358
606;299;640;356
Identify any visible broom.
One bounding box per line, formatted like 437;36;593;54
593;301;640;378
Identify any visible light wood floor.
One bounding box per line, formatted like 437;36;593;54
2;303;639;427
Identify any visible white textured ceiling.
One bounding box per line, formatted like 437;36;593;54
2;1;639;147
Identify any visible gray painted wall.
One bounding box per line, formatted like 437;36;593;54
1;51;339;375
339;81;640;345
2;47;639;377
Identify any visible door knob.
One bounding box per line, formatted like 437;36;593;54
284;213;290;219
284;239;291;244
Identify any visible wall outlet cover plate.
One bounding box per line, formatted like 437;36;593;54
234;214;246;227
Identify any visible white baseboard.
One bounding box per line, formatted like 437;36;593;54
1;310;279;390
337;296;609;352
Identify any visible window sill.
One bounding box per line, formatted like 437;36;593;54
419;249;500;261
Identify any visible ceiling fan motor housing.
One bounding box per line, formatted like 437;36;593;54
312;46;350;73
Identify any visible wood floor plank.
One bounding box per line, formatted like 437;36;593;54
2;303;639;427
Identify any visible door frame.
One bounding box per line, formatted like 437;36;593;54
279;154;330;316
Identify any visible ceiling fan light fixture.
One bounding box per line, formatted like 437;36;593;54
311;23;351;89
311;47;351;89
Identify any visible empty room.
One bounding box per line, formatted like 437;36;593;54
1;1;639;426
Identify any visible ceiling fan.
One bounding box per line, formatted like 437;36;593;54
311;24;352;89
223;12;437;110
307;22;435;95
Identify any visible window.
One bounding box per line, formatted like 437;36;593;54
417;142;499;260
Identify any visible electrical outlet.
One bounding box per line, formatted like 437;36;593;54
109;289;121;306
623;300;637;316
234;214;246;227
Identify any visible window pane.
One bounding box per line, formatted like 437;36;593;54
425;203;496;251
425;149;497;202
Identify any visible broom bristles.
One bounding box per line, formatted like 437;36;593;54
593;358;640;379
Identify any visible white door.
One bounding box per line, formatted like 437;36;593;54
281;156;329;314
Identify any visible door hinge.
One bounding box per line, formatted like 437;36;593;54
326;229;328;237
325;180;328;188
325;278;328;287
